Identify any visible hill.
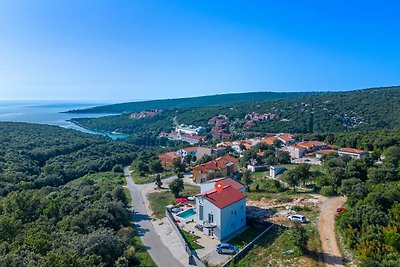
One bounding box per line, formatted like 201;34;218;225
67;91;312;113
71;86;400;135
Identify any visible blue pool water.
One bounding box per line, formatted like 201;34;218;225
177;208;196;219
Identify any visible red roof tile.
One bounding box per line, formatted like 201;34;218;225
205;177;245;190
339;148;368;154
316;149;337;155
198;185;246;209
193;155;238;172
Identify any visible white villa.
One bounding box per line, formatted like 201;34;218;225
195;177;246;240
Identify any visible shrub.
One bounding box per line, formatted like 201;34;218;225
320;185;337;196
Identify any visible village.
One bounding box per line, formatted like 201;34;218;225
127;113;370;266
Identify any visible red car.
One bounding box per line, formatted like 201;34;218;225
336;207;346;215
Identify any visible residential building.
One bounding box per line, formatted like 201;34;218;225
192;155;239;183
276;134;296;145
158;152;179;167
200;177;246;193
195;185;246;240
338;148;369;159
176;124;206;135
315;149;338;159
297;141;328;152
177;146;225;160
282;144;307;159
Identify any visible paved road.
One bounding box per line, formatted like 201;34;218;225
124;167;185;267
318;196;346;267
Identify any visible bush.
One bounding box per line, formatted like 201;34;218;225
320;185;337;196
112;165;124;173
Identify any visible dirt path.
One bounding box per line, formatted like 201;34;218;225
319;196;346;267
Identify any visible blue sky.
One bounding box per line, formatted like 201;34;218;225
0;1;399;101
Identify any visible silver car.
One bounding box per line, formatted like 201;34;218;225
216;243;239;254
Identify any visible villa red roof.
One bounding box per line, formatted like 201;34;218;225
339;148;367;154
193;155;238;172
197;185;246;209
277;134;295;142
205;177;245;191
316;149;337;155
182;147;199;152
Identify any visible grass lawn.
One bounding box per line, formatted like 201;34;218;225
253;170;269;180
131;169;174;184
180;229;204;250
148;184;200;219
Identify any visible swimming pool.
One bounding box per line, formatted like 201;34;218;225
176;208;196;219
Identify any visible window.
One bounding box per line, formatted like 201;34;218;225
199;205;203;220
208;213;214;223
234;211;236;215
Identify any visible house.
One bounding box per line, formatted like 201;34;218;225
158;152;179;167
217;141;243;153
338;148;369;159
282;144;307;159
176;147;199;158
260;136;278;146
315;149;338;159
176;124;206;135
195;185;246;240
180;133;205;145
177;146;225;161
276;134;296;145
200;177;246;193
297;141;328;152
192;155;239;183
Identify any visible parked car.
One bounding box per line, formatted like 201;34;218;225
287;214;307;223
336;207;346;214
216;243;239;254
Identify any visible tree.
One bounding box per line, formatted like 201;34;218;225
242;169;253;186
155;173;162;188
276;150;291;164
149;160;163;174
273;139;283;148
112;164;124;173
172;158;185;174
283;169;300;189
169;178;184;198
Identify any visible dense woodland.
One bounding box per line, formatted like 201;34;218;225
72;86;400;135
67;91;311;114
0;123;154;266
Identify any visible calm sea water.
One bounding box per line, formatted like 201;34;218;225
0;100;128;139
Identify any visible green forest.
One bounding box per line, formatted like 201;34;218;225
0;122;154;266
71;86;400;135
67;91;311;114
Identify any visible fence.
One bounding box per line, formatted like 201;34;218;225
221;223;276;267
165;208;206;267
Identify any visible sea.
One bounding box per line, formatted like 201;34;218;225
0;100;128;139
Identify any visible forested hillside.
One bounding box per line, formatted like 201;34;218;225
73;86;400;135
0;122;154;266
67;91;311;113
0;122;137;197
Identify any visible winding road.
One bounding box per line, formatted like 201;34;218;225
318;196;346;267
124;167;185;267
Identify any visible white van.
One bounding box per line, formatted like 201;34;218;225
287;214;307;223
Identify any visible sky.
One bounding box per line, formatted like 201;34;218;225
0;1;399;101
